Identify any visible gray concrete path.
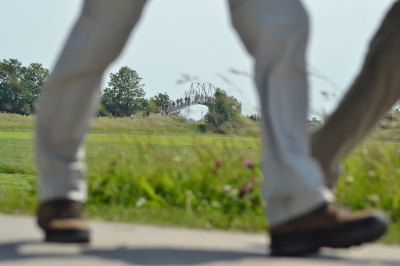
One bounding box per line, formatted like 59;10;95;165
0;214;399;266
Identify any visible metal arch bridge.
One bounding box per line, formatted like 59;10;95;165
183;81;215;100
160;82;216;114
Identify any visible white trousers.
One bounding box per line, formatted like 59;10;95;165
36;0;333;227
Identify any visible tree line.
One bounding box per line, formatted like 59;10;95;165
0;59;49;114
0;58;243;131
0;59;172;116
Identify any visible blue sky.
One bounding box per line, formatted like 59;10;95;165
0;0;396;116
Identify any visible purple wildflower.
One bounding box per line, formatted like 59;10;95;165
249;178;256;191
239;185;248;198
245;160;254;169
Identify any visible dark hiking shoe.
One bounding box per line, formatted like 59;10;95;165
37;199;90;243
270;203;388;256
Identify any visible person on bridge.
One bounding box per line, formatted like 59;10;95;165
35;0;399;255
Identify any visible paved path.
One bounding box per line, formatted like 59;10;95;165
0;214;399;266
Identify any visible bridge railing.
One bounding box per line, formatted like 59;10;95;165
159;98;214;114
159;100;191;114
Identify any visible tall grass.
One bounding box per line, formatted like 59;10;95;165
0;113;399;243
0;113;261;136
0;113;265;230
0;113;35;131
85;135;264;230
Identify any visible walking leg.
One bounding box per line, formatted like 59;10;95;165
229;0;332;227
311;1;400;188
35;0;148;242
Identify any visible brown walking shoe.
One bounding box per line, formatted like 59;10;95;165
270;203;388;256
37;199;90;243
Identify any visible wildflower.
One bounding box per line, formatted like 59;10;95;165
135;197;147;208
223;185;232;193
215;159;222;168
230;189;239;196
367;194;380;205
245;159;254;169
211;201;220;208
367;170;376;178
173;156;182;162
346;176;354;184
239;185;248;198
249;178;257;191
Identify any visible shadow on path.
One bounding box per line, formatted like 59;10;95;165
0;241;398;265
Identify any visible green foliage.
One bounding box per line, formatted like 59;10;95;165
149;92;171;113
204;88;242;133
0;174;37;214
0;113;261;136
135;98;151;113
86;137;264;230
101;66;146;116
4;115;400;242
0;127;266;231
335;142;400;244
0;59;49;114
150;92;170;107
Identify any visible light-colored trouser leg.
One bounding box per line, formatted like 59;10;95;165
228;0;333;227
35;0;147;203
311;0;400;186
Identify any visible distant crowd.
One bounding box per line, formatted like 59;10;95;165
161;95;213;115
95;110;150;119
1;110;30;116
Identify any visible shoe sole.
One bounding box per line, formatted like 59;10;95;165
45;229;90;243
270;215;388;256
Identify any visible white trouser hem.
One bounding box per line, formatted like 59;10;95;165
268;187;334;228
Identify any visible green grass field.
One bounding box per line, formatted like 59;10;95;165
0;113;399;244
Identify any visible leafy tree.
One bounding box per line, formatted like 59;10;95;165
0;59;22;112
135;98;151;113
148;100;159;113
0;59;49;113
149;92;170;113
204;88;242;131
20;63;49;112
150;92;170;107
101;66;145;116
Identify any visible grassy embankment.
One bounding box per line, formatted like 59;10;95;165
0;113;399;244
